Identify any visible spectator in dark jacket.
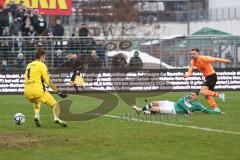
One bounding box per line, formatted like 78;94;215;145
34;14;46;35
15;7;25;21
22;16;31;36
79;24;90;37
112;53;127;68
129;51;143;67
53;19;64;36
8;0;17;15
30;9;38;26
46;24;54;37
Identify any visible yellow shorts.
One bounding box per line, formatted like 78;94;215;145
27;91;57;107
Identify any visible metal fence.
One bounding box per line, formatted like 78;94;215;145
0;36;240;73
160;36;240;68
183;7;240;22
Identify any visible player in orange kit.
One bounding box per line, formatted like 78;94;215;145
184;48;231;112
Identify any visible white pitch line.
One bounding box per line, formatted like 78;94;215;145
2;113;240;136
103;115;240;136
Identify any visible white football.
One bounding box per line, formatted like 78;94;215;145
13;113;26;125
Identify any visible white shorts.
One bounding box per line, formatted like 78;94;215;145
158;100;176;115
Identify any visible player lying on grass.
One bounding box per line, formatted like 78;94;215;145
184;48;231;112
132;91;222;115
24;49;68;127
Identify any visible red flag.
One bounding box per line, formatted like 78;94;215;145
1;0;72;15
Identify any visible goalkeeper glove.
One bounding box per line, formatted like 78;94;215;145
57;91;68;98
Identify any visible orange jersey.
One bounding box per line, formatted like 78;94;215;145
190;56;216;77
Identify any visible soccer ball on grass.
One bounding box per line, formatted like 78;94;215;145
13;113;25;125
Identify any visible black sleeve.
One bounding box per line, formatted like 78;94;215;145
129;58;134;66
71;73;76;81
61;26;64;36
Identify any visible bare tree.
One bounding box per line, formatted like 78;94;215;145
112;0;136;36
95;0;137;36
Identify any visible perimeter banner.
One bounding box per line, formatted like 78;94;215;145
0;0;72;15
0;68;240;94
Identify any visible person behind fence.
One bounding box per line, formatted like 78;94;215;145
129;51;143;67
132;91;223;115
70;69;85;93
79;23;90;37
53;18;64;37
34;14;46;36
57;53;84;72
22;16;31;36
31;9;39;27
16;52;25;68
1;60;9;71
94;40;106;68
112;53;127;68
46;23;54;37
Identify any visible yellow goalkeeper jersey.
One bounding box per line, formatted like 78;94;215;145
24;60;50;99
74;75;85;87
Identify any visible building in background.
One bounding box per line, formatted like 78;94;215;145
72;0;209;23
209;0;240;9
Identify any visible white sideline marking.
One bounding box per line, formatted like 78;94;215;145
103;115;240;136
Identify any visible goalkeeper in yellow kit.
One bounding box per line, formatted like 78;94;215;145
24;49;68;127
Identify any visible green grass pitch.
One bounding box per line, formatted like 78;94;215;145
0;91;240;160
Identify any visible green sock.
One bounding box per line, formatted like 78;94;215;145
142;104;152;111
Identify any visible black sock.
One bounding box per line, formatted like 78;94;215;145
74;85;80;93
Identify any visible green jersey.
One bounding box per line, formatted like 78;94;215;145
174;95;220;114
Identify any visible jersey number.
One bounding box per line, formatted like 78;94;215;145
27;68;31;80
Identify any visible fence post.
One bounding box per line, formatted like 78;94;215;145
159;37;161;69
105;38;109;70
51;38;54;72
